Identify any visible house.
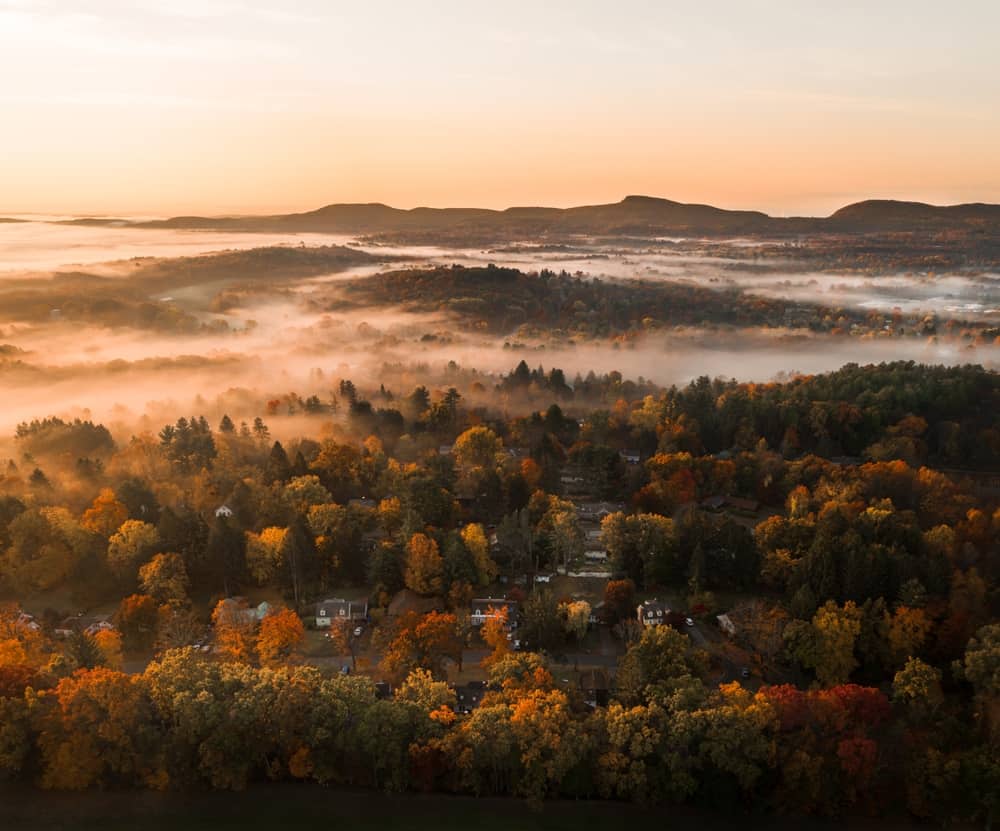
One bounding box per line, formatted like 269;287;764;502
84;619;116;637
637;599;670;626
454;681;486;713
214;504;234;518
619;450;641;465
15;612;40;633
54;616;82;638
579;669;611;707
584;549;608;562
438;444;453;456
534;572;555;584
700;495;727;512
717;613;737;636
575;501;626;522
217;598;271;626
315;598;368;628
470;598;518;628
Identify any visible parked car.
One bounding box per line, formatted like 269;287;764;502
740;667;750;679
685;617;694;627
353;626;363;637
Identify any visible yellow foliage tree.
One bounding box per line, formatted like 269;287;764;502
404;533;444;596
138;552;189;605
887;606;931;667
92;629;124;670
106;520;160;580
245;527;287;585
460;523;497;587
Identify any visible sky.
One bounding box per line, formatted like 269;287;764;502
1;0;998;217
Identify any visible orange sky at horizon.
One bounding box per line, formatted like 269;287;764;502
1;1;998;218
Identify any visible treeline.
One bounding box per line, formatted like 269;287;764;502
0;631;995;824
324;263;998;341
328;264;795;336
651;361;1000;465
0;244;384;331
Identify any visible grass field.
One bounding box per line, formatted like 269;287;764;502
0;784;936;831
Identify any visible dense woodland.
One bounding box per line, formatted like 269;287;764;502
327;264;999;343
0;360;997;824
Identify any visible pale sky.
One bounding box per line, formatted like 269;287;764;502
1;0;998;217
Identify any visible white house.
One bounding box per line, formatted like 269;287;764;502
470;598;518;629
717;613;737;636
315;598;368;628
637;599;670;626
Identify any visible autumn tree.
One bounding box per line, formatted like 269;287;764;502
114;594;159;652
1;507;92;593
561;600;591;641
257;608;305;667
381;611;462;682
396;667;457;713
244;526;286;585
282;475;332;516
404;533;444;596
893;657;943;716
453;426;502;471
92;629;124;670
886;605;931;668
538;497;584;571
480;605;511;669
106;520;160;581
460;522;497;587
35;668;157;790
155;604;203;652
785;600;863;687
603;579;636;624
80;489;129;538
138;552;189;605
210;599;257;663
616;624;704;706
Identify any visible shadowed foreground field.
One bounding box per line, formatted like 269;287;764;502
0;784;941;831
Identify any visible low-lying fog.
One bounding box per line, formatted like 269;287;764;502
0;219;996;442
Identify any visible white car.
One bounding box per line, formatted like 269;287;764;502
685;617;694;627
353;626;363;637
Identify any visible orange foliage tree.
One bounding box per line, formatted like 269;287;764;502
480;605;511;669
210;599;257;663
380;610;462;682
256;608;305;667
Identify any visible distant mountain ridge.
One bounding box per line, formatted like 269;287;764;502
63;195;1000;237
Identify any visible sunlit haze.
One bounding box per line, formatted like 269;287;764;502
2;0;999;216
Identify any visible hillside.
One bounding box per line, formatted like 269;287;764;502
826;199;1000;230
58;195;1000;239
